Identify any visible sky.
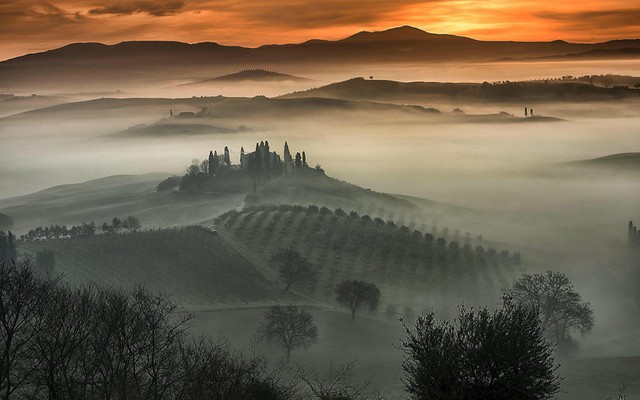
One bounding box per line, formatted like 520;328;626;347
1;0;639;60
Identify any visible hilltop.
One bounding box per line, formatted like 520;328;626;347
182;69;311;85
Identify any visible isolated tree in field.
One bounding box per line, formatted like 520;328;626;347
508;270;594;349
335;280;381;320
273;248;316;291
257;304;318;362
402;299;561;400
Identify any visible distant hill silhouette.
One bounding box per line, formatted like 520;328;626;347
571;153;640;170
281;77;640;103
1;25;639;91
182;69;311;86
498;47;640;62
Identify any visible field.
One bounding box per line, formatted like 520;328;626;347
191;307;640;400
20;227;295;307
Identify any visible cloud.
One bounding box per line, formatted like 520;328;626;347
536;8;640;30
1;0;639;60
198;0;429;29
89;0;185;16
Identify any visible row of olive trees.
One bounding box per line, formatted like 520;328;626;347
0;259;292;400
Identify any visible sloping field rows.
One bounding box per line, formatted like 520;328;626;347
20;228;290;307
216;205;522;306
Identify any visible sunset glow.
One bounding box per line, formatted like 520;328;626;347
1;0;639;60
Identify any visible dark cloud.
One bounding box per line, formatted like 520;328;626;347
536;9;640;30
195;0;431;29
89;1;185;16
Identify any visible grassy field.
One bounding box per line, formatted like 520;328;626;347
20;227;296;307
212;204;522;308
192;307;640;400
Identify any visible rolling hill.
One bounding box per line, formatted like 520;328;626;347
572;153;640;169
0;174;246;233
181;69;311;85
3;95;440;122
2;26;639;92
20;227;294;307
281;77;640;103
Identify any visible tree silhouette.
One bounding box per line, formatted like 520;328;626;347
402;299;561;400
257;304;318;362
335;280;381;320
273;248;316;292
508;270;593;350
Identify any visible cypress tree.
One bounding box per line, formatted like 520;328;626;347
224;146;231;166
295;152;302;168
284;142;292;175
208;151;214;175
264;141;271;174
302;151;307;167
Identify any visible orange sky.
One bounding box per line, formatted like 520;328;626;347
1;0;639;60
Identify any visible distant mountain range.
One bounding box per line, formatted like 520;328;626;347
1;26;639;92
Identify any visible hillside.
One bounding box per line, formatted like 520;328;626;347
211;204;522;307
570;153;640;170
4;95;440;121
0;174;245;233
282;77;640;103
20;227;294;307
244;167;420;218
2;26;640;92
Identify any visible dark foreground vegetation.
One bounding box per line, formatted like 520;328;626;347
0;259;295;400
0;257;567;400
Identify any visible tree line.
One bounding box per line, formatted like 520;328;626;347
19;216;141;242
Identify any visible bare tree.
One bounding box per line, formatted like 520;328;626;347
272;248;316;292
508;270;594;348
298;361;382;400
32;285;98;400
257;305;318;362
335;280;381;321
133;287;193;400
0;259;55;400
